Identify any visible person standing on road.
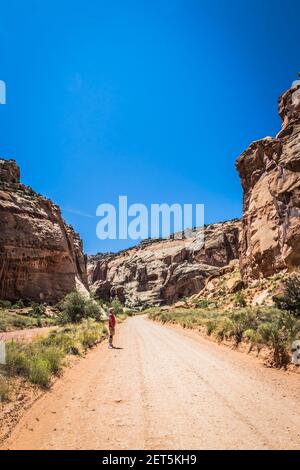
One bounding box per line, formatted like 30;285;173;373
108;308;116;349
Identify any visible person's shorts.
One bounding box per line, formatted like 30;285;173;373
109;327;115;337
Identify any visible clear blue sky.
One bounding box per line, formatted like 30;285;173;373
0;0;299;254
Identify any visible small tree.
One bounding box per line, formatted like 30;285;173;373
62;292;87;323
61;292;102;323
274;275;300;316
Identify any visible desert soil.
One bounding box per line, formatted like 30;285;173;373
0;326;57;342
1;315;300;450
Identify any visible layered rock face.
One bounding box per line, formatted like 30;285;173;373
236;76;300;280
88;220;241;307
0;159;88;303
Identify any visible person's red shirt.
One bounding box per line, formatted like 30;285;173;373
108;312;116;328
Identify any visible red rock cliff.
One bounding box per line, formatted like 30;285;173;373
0;158;88;303
236;76;300;280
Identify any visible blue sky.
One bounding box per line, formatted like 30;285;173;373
0;0;299;254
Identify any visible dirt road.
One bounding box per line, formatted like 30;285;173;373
2;316;300;450
0;326;57;342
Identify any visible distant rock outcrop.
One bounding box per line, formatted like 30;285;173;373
0;158;88;303
88;220;241;307
236;76;300;280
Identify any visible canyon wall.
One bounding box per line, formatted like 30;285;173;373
236;76;300;280
88;219;241;307
0;158;88;303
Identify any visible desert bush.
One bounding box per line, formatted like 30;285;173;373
5;342;31;374
0;310;45;332
258;309;300;367
206;320;217;336
5;320;104;387
84;299;102;320
274;275;300;316
29;303;46;318
109;299;124;315
40;346;65;374
192;299;210;308
41;330;78;354
0;300;12;309
243;328;263;353
61;292;87;323
229;308;258;345
79;329;99;349
215;317;234;341
12;299;24;309
60;292;102;323
234;290;247;307
28;357;51;387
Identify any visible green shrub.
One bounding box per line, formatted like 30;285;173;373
192;299;210;308
79;330;99;349
60;292;102;323
215;317;234;341
28;357;51;387
41;330;78;354
258;310;300;367
40;346;64;374
109;299;124;315
234;290;247;307
12;299;24;309
61;292;87;323
29;303;46;318
206;320;217;336
274;275;300;316
229;308;258;345
243;328;263;353
6;342;31;374
84;299;102;320
4;320;107;388
0;300;12;309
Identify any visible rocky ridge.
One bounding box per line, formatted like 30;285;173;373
88;219;241;307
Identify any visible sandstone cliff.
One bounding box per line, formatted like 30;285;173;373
0;158;88;303
88;219;241;307
236;75;300;280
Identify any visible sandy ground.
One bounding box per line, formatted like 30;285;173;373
0;326;57;342
1;315;300;450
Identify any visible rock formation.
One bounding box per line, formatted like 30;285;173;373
236;75;300;280
0;158;88;303
88;219;241;307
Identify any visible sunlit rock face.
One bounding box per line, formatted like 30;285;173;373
0;158;88;303
236;76;300;280
88;219;241;307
